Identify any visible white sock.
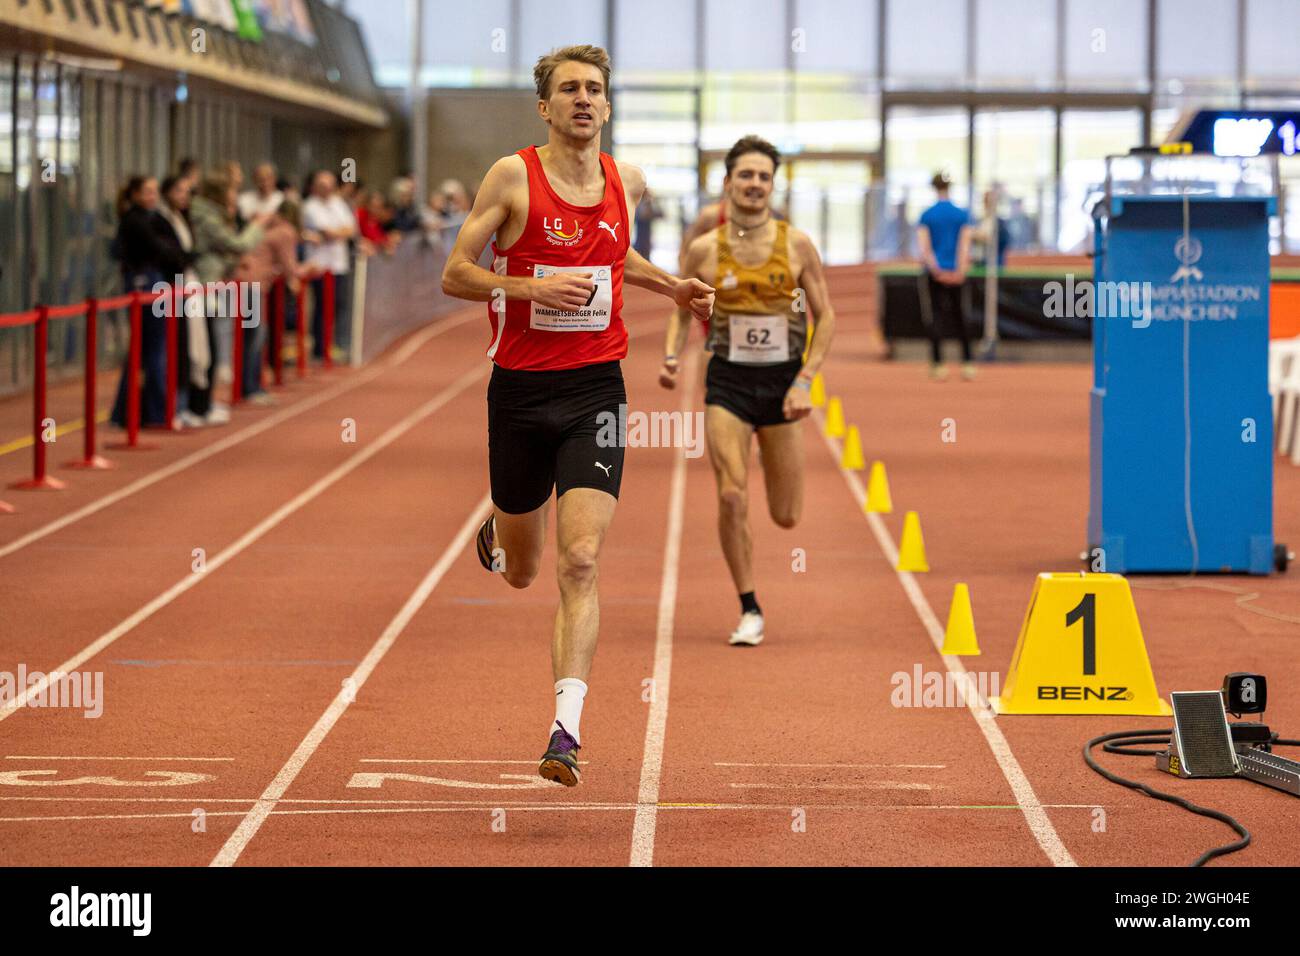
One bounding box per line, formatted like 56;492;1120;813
552;678;588;744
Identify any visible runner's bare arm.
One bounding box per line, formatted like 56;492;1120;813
441;156;596;311
658;237;707;389
618;161;715;321
792;230;836;383
677;204;719;274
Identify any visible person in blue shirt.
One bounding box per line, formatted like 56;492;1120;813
916;172;975;381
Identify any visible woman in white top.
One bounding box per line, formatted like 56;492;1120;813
301;170;357;359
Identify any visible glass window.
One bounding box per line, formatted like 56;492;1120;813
15;59;34;308
787;158;871;264
701;77;790;153
705;0;786;72
1059;109;1142;252
615;0;697;76
884;106;970;245
611;87;698;269
0;57;16;314
792;75;880;152
975;0;1056;86
974;107;1055;249
1064;0;1147;87
521;1;607;74
424;0;512;83
351;0;409;86
886;0;966;84
98;79;118;296
792;0;877;76
1158;0;1236;82
1245;0;1300;83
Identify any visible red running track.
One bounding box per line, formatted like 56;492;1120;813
0;274;1297;866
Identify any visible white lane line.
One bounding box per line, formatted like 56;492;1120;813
0;796;1107;808
4;755;235;761
0;310;478;562
714;762;946;769
359;759;590;765
729;782;933;791
628;352;696;868
0;363;489;725
0;803;1107;824
209;495;492;867
814;410;1077;868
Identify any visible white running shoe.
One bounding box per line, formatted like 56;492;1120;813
205;405;231;426
177;410;206;429
729;611;765;646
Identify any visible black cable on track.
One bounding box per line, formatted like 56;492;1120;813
1083;728;1252;867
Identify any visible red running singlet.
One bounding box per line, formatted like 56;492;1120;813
487;146;630;371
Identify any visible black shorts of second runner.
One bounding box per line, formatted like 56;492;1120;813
487;360;627;514
704;354;803;429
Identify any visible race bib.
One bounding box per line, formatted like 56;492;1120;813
728;313;789;364
530;263;613;332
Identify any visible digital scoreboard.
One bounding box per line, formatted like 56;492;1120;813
1171;109;1300;157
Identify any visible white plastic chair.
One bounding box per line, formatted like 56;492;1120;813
1269;338;1300;453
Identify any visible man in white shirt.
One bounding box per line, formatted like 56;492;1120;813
301;169;357;359
238;163;284;222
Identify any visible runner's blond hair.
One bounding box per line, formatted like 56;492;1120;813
534;45;611;100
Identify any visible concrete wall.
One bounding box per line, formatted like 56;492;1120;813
425;88;611;194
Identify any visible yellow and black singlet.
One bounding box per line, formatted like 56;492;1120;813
706;219;807;366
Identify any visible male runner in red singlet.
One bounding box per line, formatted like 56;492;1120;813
442;45;714;786
661;136;835;646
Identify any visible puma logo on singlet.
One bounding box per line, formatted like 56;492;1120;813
594;462;613;477
598;220;620;242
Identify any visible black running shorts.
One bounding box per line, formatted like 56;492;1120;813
486;360;627;514
704;355;803;429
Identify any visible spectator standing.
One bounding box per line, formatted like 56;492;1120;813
109;175;186;429
224;160;247;227
916;171;975;382
633;185;662;259
234;199;304;404
177;158;202;192
387;176;421;233
356;188;397;254
301;169;356;360
190;172;268;423
238;162;284;222
155;174;210;428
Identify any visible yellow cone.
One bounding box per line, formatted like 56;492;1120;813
941;583;980;655
809;373;826;407
840;425;866;470
824;397;845;438
896;510;929;572
864;461;893;514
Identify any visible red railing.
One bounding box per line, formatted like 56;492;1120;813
0;272;339;514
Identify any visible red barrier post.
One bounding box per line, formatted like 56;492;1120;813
272;277;285;387
10;306;66;490
231;281;244;405
67;297;112;470
323;270;336;369
165;284;178;427
296;281;307;379
106;293;157;451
